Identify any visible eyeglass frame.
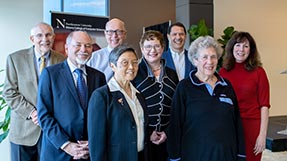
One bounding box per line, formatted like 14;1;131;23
105;29;126;36
143;44;162;51
118;59;139;67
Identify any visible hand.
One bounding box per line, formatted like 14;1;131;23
30;110;39;125
77;140;89;159
254;134;266;155
150;131;167;145
63;141;89;159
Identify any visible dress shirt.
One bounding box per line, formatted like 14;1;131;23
108;77;145;151
34;48;51;77
87;46;113;81
67;58;87;86
170;49;185;81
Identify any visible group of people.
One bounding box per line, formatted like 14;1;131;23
3;18;270;161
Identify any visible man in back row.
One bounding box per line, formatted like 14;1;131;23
87;18;127;81
162;22;195;81
3;22;66;161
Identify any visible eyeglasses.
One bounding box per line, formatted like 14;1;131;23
143;44;162;51
33;33;54;39
105;30;126;36
119;60;139;67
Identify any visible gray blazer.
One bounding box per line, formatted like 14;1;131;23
3;47;66;146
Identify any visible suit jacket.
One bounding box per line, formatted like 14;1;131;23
88;85;149;161
37;60;106;161
162;48;195;79
3;47;66;146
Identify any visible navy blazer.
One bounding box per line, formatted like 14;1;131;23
37;60;106;161
88;85;149;161
162;48;195;79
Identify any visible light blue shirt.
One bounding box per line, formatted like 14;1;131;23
86;46;113;81
34;48;51;77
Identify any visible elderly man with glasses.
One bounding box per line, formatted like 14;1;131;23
87;18;127;81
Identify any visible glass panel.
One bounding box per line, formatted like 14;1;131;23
63;0;107;16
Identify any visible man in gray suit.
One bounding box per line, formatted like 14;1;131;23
3;22;66;161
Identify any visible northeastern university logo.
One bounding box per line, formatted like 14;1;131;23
51;12;108;32
56;18;66;28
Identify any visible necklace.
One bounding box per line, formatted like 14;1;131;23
152;65;161;72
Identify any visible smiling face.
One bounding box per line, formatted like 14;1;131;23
30;23;55;55
233;39;250;63
141;38;164;65
111;51;138;83
105;18;127;49
167;25;186;53
65;31;93;68
194;47;218;78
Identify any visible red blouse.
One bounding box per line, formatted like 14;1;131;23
219;63;270;119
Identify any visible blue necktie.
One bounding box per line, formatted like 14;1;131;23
75;69;88;109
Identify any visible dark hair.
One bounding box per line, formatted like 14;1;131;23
109;45;138;66
222;31;262;71
167;22;186;35
139;30;165;49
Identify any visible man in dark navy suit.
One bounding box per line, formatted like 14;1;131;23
37;31;106;161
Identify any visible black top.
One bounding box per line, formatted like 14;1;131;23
132;58;179;132
167;70;246;161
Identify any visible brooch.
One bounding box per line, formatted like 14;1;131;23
118;98;124;106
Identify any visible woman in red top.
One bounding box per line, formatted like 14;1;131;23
219;31;270;161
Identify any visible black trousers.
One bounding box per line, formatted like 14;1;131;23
149;141;168;161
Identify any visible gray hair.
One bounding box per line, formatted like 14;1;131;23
188;35;222;66
30;22;54;36
109;45;137;66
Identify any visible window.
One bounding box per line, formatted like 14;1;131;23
44;0;109;23
63;0;108;16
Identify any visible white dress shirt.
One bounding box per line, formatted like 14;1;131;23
170;49;185;81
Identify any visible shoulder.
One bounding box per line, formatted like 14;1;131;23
86;65;106;80
165;66;179;82
51;50;66;59
86;65;104;75
92;48;108;57
162;49;171;58
255;66;267;73
177;78;192;89
93;85;109;95
9;47;33;58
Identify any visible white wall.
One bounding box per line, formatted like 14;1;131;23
0;0;43;160
214;0;287;116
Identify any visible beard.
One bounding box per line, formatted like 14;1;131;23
75;52;90;65
76;57;88;65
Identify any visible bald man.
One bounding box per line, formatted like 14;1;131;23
86;18;127;81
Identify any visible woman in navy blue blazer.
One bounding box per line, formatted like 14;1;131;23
87;45;149;161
